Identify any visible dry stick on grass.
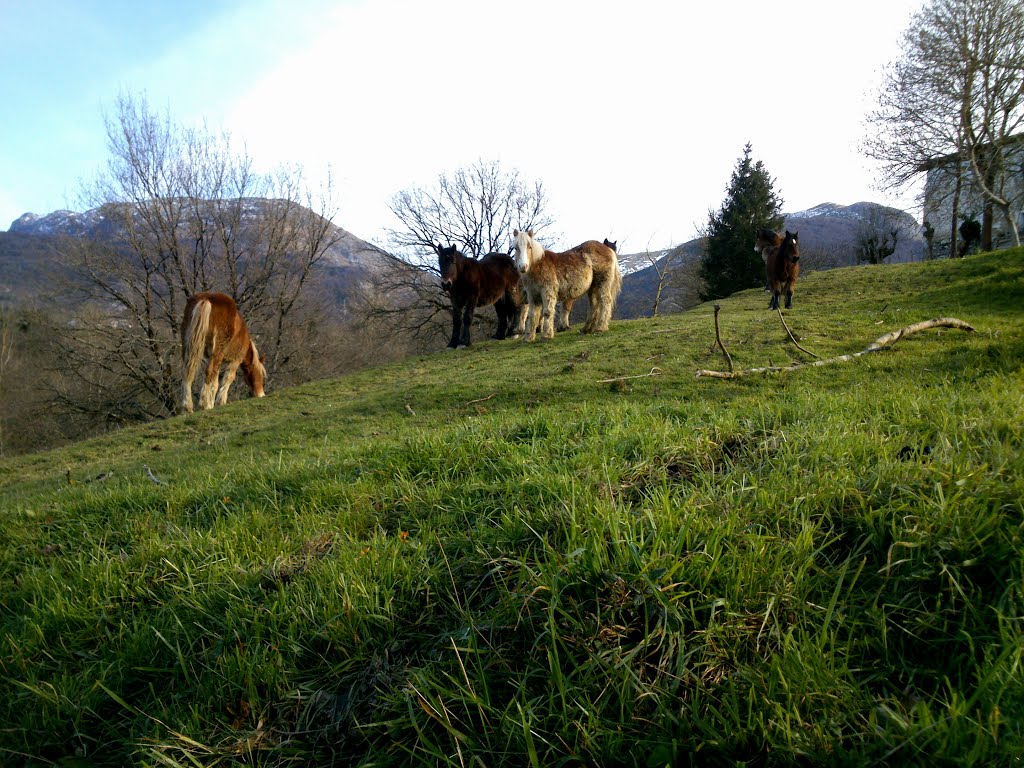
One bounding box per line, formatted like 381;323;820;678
597;367;663;383
464;393;497;406
695;317;975;379
776;307;819;358
712;304;734;372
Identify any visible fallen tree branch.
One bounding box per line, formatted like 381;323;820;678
597;367;663;383
464;393;497;406
696;317;975;379
776;307;819;358
713;304;734;372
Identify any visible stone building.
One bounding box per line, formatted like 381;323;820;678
920;135;1024;257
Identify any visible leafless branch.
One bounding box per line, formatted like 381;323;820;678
696;317;975;378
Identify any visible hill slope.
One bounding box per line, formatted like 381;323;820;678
1;251;1022;766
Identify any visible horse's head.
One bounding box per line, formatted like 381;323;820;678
603;238;618;253
781;230;800;263
243;342;266;398
512;229;538;274
436;244;460;290
754;228;782;254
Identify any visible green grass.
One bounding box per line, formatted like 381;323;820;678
2;251;1023;766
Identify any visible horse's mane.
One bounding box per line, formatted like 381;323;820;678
779;231;799;259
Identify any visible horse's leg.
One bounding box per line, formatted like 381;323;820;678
524;298;541;342
582;267;606;332
584;276;609;332
459;302;475;347
540;288;557;340
181;352;200;414
216;360;242;405
591;282;611;332
495;296;512;339
784;286;794;309
447;304;461;349
512;300;528;339
557;299;574;331
200;355;222;410
769;292;779;311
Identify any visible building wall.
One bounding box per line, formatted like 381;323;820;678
922;144;1024;256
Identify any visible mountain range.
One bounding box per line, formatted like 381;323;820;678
616;201;925;316
1;200;924;316
1;203;388;311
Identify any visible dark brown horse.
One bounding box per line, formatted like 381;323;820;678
437;244;525;348
761;229;800;310
180;292;266;413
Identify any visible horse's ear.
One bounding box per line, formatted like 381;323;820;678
513;229;519;237
528;229;534;238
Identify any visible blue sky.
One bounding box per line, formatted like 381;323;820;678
2;0;924;250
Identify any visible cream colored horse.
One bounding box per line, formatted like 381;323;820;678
511;230;621;341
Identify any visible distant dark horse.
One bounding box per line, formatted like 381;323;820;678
437;244;525;348
758;229;800;310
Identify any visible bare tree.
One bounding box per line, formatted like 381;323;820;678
362;159;555;347
54;92;342;423
641;244;679;317
653;241;706;315
387;158;556;259
856;207;915;264
866;0;1024;251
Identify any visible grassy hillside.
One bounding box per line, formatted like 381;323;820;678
2;251;1023;766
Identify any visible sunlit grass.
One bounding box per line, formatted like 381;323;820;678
1;250;1023;766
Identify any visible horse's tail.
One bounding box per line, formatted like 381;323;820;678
584;243;622;333
180;297;212;412
183;298;212;369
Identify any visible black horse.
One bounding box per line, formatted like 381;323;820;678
436;244;525;348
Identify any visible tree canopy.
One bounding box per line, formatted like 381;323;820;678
865;0;1024;251
699;143;784;301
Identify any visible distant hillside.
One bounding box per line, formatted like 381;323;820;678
618;201;925;317
1;202;388;310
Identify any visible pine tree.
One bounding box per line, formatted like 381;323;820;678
699;143;784;301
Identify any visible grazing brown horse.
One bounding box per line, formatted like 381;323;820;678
512;230;622;341
760;229;800;310
180;292;266;413
437;244;526;348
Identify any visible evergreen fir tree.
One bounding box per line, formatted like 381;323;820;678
699;143;784;301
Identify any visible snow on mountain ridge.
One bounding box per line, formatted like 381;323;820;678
786;202;868;220
7;201;383;272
